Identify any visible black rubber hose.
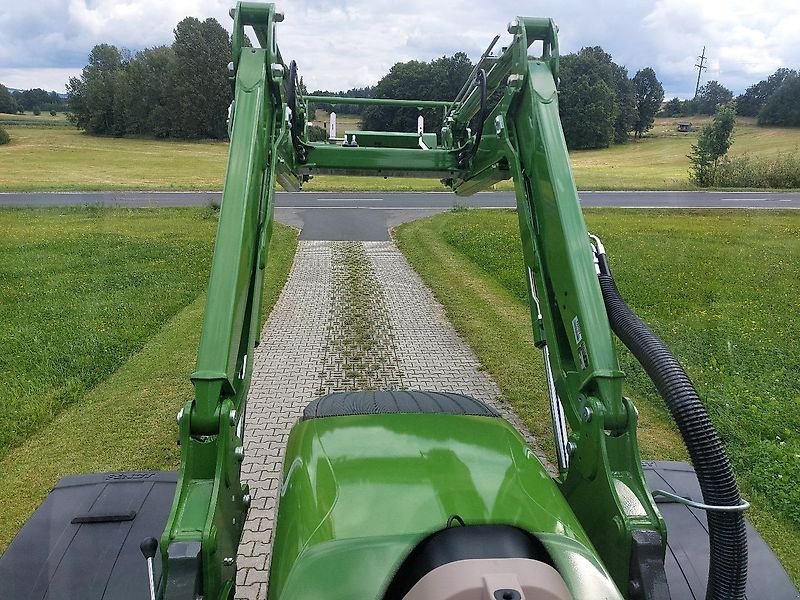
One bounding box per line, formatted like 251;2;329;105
597;265;747;600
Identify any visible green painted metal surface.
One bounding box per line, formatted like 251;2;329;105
160;3;671;598
269;414;623;599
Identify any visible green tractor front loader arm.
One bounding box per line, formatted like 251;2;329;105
156;5;741;599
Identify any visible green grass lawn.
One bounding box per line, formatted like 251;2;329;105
1;116;797;192
394;209;800;583
0;208;298;550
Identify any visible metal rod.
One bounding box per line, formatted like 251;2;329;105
305;95;452;109
544;344;570;470
651;489;750;512
451;34;501;108
528;267;570;470
146;558;156;600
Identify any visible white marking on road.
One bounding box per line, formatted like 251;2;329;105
316;198;384;201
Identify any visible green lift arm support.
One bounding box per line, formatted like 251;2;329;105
159;4;671;597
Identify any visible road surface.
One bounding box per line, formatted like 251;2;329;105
2;190;797;241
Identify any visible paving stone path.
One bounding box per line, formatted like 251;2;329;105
234;240;542;599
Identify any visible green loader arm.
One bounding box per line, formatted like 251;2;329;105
158;5;668;598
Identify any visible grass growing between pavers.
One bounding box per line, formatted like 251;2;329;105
0;213;298;551
394;209;800;583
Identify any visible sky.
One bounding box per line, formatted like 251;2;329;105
1;0;798;98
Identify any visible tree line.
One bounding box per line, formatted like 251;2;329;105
661;68;800;126
0;85;66;115
66;17;231;138
356;47;664;150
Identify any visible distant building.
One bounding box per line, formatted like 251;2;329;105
677;122;693;132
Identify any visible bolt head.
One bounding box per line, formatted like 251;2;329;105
581;406;593;422
507;19;520;34
271;63;284;80
274;11;285;22
223;557;235;567
243;493;252;508
566;441;578;456
234;446;245;462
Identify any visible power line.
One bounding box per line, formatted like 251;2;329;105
694;46;708;97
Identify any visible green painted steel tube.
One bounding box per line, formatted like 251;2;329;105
159;26;277;600
305;95;451;109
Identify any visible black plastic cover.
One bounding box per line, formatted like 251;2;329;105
0;471;177;600
644;461;798;599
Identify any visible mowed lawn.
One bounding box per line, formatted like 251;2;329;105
0;207;218;459
1;115;797;192
394;209;800;582
0;124;228;191
0;207;298;550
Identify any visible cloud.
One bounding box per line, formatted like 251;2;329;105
0;0;797;96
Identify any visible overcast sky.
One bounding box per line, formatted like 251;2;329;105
1;0;798;98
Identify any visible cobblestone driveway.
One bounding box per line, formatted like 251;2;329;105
234;240;539;599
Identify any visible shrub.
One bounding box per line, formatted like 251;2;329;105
306;125;327;142
715;152;800;188
0;125;9;145
32;106;41;116
49;109;57;117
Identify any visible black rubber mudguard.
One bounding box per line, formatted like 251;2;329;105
0;471;176;600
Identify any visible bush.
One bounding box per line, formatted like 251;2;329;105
714;152;800;188
0;126;10;145
32;106;41;116
306;125;327;142
49;109;57;117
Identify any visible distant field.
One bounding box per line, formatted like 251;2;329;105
0;115;797;192
569;116;800;190
0;125;228;191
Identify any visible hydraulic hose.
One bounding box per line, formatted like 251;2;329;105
595;247;747;600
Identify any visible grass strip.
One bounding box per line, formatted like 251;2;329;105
0;222;297;552
393;209;799;583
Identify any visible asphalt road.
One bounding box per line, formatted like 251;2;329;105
2;190;798;241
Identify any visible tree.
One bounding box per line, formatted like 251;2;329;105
757;75;800;127
689;100;736;186
66;44;126;134
737;68;797;117
0;83;17;114
661;97;683;117
118;46;175;136
632;67;664;137
558;48;620;149
612;64;636;143
168;17;231;139
695;80;733;114
362;53;472;134
0;125;9;145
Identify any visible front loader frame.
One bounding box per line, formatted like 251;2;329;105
158;3;668;598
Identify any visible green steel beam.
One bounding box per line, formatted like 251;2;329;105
305;95;451;108
300;144;464;178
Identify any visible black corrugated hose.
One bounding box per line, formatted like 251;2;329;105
596;251;747;600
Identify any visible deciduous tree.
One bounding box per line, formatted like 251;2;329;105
632;67;664;137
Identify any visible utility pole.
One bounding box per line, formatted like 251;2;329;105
694;46;708;98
